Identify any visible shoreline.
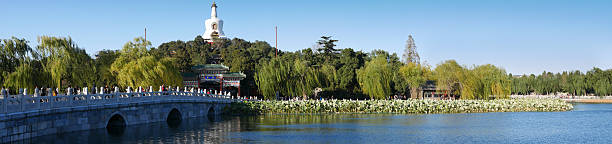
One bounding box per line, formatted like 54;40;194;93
226;98;574;115
565;99;612;103
511;95;612;103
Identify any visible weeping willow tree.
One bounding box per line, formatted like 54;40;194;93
1;37;34;87
398;62;431;99
474;64;511;99
37;36;95;88
433;60;463;97
110;37;182;89
255;58;324;100
319;64;338;90
356;55;393;99
460;64;511;99
3;63;50;94
290;59;322;99
255;58;289;100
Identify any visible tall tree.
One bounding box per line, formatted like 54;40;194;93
402;35;420;64
316;36;339;64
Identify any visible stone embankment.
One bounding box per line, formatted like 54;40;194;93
226;98;574;115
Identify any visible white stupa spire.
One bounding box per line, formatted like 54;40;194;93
211;2;217;18
203;1;225;43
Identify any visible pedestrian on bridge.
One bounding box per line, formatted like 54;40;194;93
34;86;39;97
1;87;7;98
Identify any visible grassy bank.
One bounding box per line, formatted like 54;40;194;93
226;99;573;115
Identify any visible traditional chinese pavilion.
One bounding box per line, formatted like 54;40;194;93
182;64;246;96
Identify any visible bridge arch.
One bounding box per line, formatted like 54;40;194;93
167;108;182;127
207;106;217;122
207;106;215;116
106;111;127;135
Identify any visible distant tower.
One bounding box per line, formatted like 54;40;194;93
203;1;225;43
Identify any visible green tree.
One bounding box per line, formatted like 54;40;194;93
433;60;463;97
357;55;393;99
3;63;49;94
254;58;291;100
255;57;325;100
336;48;366;92
37;36;95;88
111;37;182;89
462;64;511;99
402;35;420;64
291;59;323;99
94;50;120;87
398;62;431;98
319;64;338;90
1;37;34;85
316;36;339;64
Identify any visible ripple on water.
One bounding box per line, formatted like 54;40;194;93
21;103;612;143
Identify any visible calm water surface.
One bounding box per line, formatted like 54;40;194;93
24;103;612;143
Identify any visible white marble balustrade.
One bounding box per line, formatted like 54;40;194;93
0;90;256;114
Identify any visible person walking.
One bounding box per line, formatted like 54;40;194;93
1;87;7;98
34;86;39;97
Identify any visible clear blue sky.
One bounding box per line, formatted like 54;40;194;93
2;0;611;75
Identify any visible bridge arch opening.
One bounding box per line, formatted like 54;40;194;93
207;106;216;122
167;108;182;127
106;114;126;136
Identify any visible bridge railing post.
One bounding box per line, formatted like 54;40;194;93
24;95;35;112
114;92;119;104
1;90;6;114
68;94;74;108
19;91;24;112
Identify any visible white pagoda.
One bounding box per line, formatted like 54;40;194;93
203;2;225;43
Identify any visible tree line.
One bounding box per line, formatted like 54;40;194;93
253;36;512;100
3;35;608;99
0;36;182;94
510;68;612;96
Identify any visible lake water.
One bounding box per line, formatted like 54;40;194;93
24;103;612;143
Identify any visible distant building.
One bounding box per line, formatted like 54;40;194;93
420;80;455;99
182;64;246;96
203;2;225;43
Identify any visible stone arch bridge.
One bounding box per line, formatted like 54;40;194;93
0;91;251;142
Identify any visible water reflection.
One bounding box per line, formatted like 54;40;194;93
21;104;612;143
30;115;246;144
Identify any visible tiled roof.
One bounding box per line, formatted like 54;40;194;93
222;72;246;78
192;64;229;70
